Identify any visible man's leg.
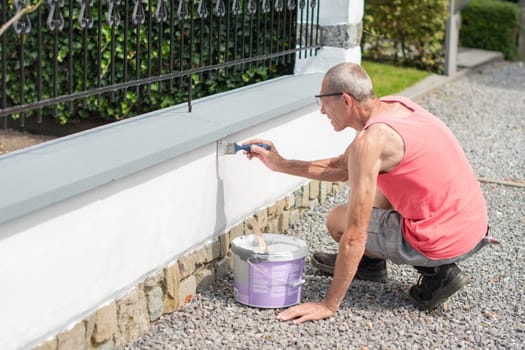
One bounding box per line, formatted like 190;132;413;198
407;231;491;310
311;189;390;281
325;204;346;243
326;188;393;243
408;264;469;310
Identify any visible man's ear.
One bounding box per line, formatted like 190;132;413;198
342;92;353;107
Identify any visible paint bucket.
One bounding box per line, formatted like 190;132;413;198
231;233;307;308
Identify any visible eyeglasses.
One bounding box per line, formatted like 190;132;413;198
314;92;359;107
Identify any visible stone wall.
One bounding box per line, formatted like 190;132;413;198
32;180;346;350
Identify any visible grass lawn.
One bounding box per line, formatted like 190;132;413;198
361;60;431;97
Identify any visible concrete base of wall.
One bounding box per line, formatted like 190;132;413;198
33;180;347;350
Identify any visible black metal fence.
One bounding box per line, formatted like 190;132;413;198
0;0;320;131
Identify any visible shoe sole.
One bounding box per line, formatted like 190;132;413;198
311;257;388;282
408;272;470;311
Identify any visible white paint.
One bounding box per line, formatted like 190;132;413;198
0;104;354;350
295;46;362;75
220;106;355;225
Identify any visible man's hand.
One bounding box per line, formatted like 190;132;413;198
243;138;282;172
276;301;336;324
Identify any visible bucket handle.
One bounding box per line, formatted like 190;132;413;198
247;258;305;289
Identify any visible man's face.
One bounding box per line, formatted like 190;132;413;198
318;80;348;132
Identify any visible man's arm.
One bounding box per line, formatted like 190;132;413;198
245;139;349;182
323;131;382;311
324;123;405;310
275;127;387;323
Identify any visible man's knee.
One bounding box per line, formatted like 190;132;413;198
326;205;346;242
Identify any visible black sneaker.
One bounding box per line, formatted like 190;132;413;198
311;252;388;282
408;263;469;310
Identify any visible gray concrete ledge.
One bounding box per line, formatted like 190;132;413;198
0;73;323;226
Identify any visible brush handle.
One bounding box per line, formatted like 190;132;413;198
234;143;271;152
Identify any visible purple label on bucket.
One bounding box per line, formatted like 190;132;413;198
238;258;304;308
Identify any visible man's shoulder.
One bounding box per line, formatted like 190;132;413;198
354;123;405;163
350;125;390;152
361;122;397;138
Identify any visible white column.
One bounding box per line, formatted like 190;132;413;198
294;0;364;74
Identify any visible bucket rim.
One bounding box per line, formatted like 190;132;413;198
231;233;307;262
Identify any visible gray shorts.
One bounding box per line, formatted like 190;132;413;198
366;208;488;267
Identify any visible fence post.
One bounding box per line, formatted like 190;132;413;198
294;0;363;74
518;0;525;60
445;0;470;76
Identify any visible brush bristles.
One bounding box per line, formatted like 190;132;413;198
219;141;238;155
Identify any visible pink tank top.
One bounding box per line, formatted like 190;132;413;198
365;96;488;259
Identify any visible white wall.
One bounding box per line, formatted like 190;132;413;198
0;104;354;350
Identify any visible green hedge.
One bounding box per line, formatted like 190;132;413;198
460;0;521;60
361;0;448;73
1;2;295;126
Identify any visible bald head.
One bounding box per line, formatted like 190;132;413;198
324;63;375;102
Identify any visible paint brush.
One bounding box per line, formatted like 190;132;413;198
219;141;271;155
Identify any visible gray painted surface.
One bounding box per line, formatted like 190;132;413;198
0;73;324;226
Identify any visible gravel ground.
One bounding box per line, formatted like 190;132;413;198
123;61;525;350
